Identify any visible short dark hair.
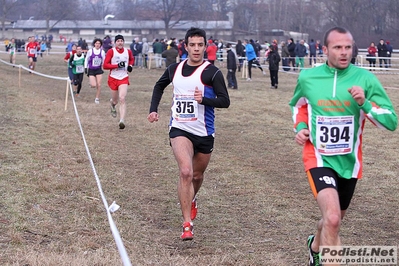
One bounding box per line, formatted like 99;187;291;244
323;27;350;47
184;27;206;45
92;38;103;46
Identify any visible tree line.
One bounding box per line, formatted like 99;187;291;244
2;0;399;47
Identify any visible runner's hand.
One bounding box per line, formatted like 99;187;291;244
348;86;365;106
147;112;159;123
194;87;203;103
127;65;133;72
118;61;125;68
295;129;310;145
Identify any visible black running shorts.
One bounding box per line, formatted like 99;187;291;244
307;167;357;210
88;68;104;76
169;127;214;154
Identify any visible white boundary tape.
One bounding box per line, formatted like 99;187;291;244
0;50;67;55
0;58;132;266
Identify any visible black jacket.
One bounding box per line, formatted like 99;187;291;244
288;42;296;57
268;51;280;71
226;49;237;70
235;43;245;57
377;43;388;57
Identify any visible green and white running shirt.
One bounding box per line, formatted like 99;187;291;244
289;63;397;179
71;53;85;74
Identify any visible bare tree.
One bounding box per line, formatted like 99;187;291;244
82;0;115;20
155;0;192;36
2;0;397;47
114;0;194;36
233;0;259;34
113;0;137;20
38;0;82;34
0;0;24;38
189;0;228;21
8;0;81;35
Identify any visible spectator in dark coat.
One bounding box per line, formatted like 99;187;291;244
103;35;112;53
281;41;290;71
254;40;262;57
267;45;281;89
308;39;317;66
235;40;245;72
162;41;179;67
226;43;238;89
294;40;307;70
377;39;388;68
287;38;296;70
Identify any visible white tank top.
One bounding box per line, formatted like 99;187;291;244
110;48;129;80
170;60;215;137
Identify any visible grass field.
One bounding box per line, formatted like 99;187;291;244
0;50;398;266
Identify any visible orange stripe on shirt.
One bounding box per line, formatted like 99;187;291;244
294;104;309;130
303;142;318;172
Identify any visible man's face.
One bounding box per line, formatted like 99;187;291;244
76;47;82;55
185;36;206;66
115;39;124;48
323;31;353;70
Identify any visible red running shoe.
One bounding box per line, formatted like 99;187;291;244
181;222;194;241
191;198;198;220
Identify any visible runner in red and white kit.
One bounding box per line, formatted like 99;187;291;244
64;44;77;82
25;36;40;71
103;35;134;129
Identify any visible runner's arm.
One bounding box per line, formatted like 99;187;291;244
149;66;175;113
289;82;309;133
360;77;398;131
84;49;92;68
102;49;117;70
64;53;70;63
200;68;230;108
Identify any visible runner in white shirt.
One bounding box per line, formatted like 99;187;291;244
148;27;230;241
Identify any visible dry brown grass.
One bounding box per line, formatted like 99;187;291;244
0;50;398;266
